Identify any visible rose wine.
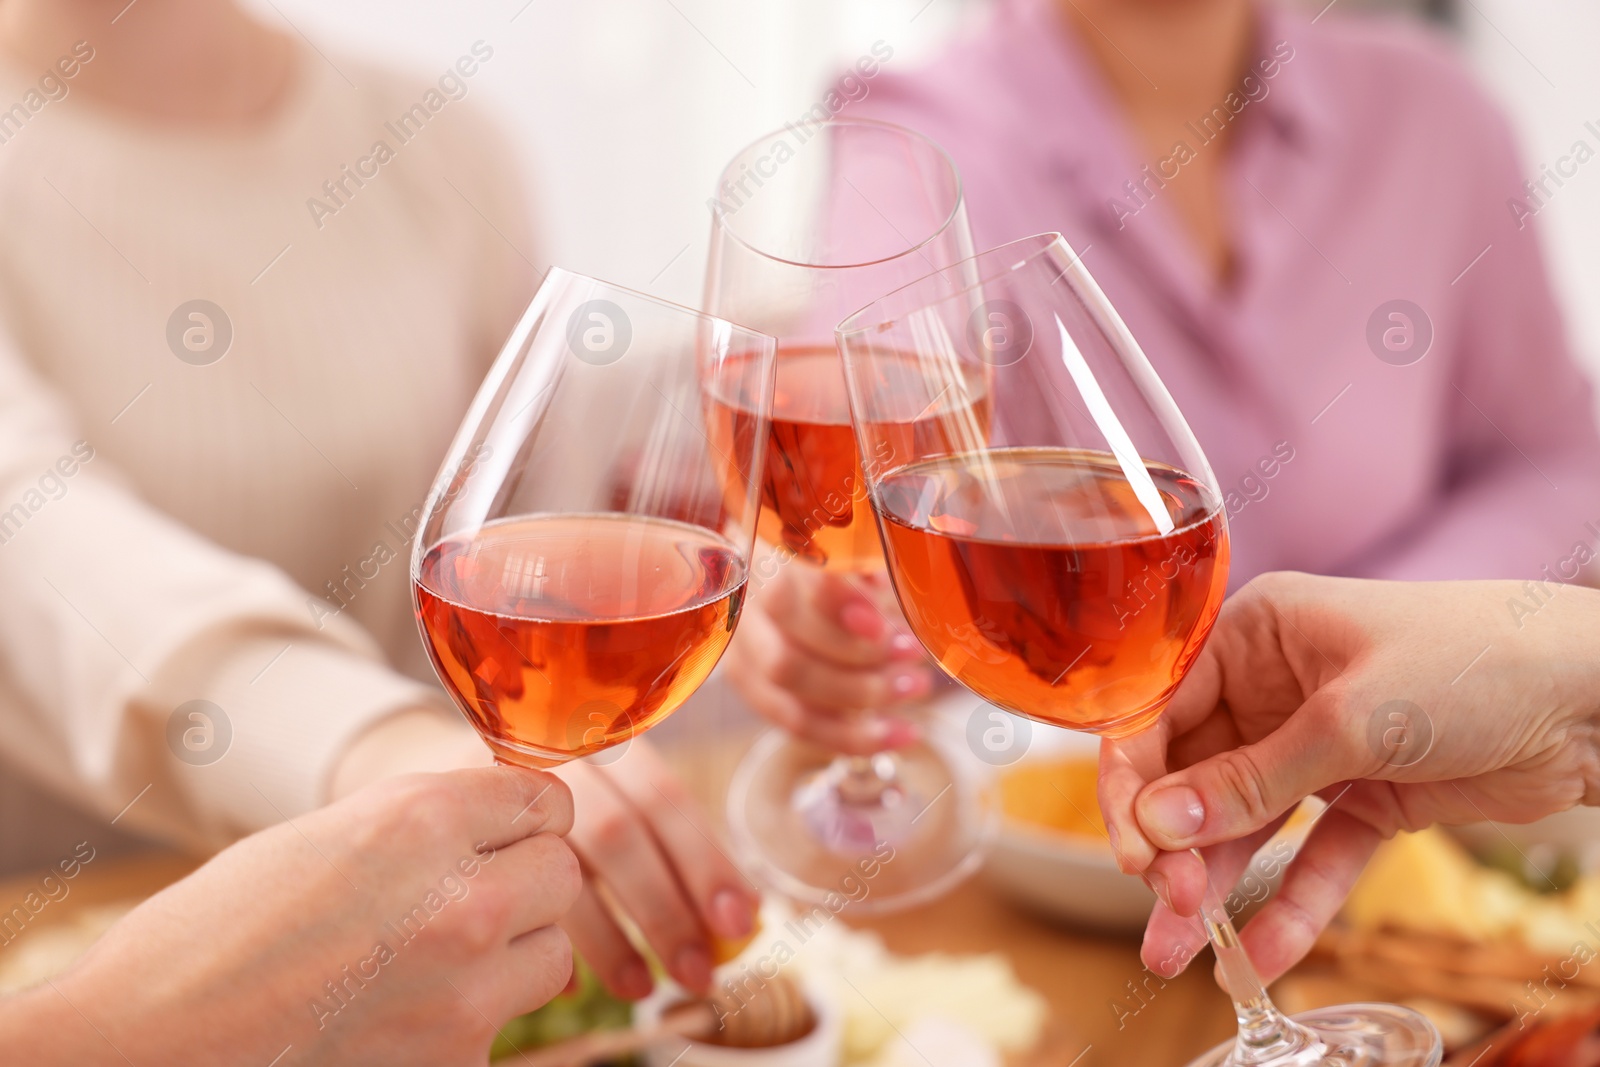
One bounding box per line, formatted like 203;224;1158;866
707;344;990;572
875;447;1228;736
414;513;746;764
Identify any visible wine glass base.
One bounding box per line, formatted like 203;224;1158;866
727;727;994;915
1184;1004;1442;1067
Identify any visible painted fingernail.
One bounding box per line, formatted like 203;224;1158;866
889;669;930;699
675;944;713;993
839;601;882;638
710;889;754;939
1139;786;1206;842
862;716;919;749
617;960;654;1000
882;717;921;748
890;633;920;657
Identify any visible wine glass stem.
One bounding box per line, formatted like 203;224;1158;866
836;753;895;805
1195;857;1321;1065
835;571;908;808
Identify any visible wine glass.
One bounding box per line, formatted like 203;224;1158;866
706;118;992;912
411;267;776;768
836;233;1443;1067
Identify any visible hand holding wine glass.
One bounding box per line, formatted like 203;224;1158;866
707;119;990;912
5;767;579;1067
723;565;933;754
1097;571;1600;985
837;233;1444;1067
409;268;776;995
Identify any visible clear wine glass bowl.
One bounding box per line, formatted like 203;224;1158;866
706;118;994;913
836;233;1442;1067
410;267;776;767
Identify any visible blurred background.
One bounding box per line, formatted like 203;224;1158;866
0;3;1595;1063
252;0;1600;412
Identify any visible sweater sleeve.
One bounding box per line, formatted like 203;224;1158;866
0;328;450;851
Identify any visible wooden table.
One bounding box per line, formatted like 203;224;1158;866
0;696;1238;1065
0;851;1234;1066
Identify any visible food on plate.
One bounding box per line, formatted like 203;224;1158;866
489;963;632;1060
1279;829;1600;1055
999;756;1106;838
740;901;1048;1064
999;756;1314;844
1448;1003;1600;1067
1343;829;1600;954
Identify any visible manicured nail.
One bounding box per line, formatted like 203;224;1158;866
839;601;883;638
1105;822;1121;860
710;889;754;939
882;717;921;748
889;669;930;699
617;960;654;1000
1138;786;1206;843
890;633;920;657
870;716;921;751
675;944;713;993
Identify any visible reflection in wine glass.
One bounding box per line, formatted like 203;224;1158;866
410;268;776;768
837;233;1442;1067
706;119;995;913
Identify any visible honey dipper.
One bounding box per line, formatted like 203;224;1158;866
516;971;815;1066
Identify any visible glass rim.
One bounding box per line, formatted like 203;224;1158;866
835;232;1066;339
709;117;966;272
542;264;777;343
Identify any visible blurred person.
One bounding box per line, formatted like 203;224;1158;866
0;0;752;998
1094;571;1600;982
0;766;583;1066
725;0;1600;757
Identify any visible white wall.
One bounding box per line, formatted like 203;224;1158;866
1464;2;1600;404
246;0;974;308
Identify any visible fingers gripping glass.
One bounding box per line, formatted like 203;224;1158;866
707;119;993;913
837;234;1442;1067
411;268;776;767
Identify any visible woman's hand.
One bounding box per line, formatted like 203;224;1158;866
7;766;579;1067
553;740;759;999
330;711;758;1001
1097;573;1600;984
723;559;936;754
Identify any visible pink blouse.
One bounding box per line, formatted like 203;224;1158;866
852;0;1600;586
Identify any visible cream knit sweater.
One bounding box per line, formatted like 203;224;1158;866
0;40;537;852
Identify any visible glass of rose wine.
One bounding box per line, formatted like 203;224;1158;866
411;267;775;768
836;233;1442;1067
707;119;993;911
